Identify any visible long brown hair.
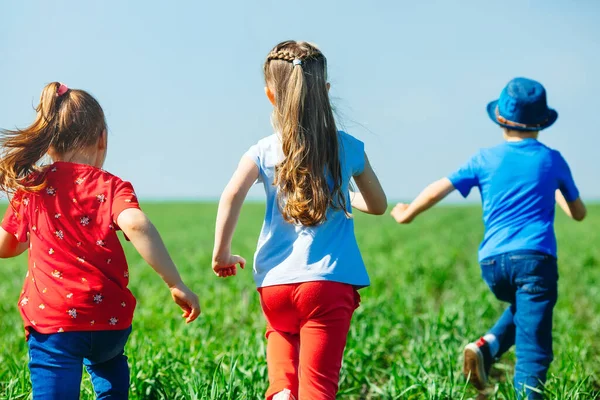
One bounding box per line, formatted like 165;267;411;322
0;82;106;195
264;40;346;226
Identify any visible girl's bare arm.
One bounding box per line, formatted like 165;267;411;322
351;153;387;215
117;209;201;323
0;228;29;259
212;156;259;277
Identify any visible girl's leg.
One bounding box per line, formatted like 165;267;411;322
84;354;129;400
265;324;300;399
259;285;301;400
85;327;132;400
28;330;87;400
296;282;359;400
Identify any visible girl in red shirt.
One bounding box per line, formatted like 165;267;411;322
0;82;201;400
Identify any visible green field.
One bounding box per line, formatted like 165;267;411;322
1;203;599;399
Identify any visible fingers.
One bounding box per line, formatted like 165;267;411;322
390;203;410;223
186;300;201;323
212;254;247;277
173;290;201;323
217;266;237;277
233;255;246;269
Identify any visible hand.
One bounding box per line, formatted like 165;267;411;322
169;283;201;323
391;203;413;224
212;253;246;278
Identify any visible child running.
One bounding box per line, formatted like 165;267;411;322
0;82;200;400
212;40;387;400
391;77;586;399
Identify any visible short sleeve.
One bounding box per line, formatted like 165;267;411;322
553;151;580;202
1;190;30;242
448;153;480;198
339;131;365;176
111;180;141;224
244;143;263;184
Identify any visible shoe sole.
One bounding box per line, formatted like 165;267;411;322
463;343;488;391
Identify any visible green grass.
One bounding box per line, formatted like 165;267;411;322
1;203;599;399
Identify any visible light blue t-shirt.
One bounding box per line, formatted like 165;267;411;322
448;139;579;261
245;131;370;289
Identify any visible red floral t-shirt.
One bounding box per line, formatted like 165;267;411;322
1;162;140;336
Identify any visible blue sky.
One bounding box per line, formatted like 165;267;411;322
1;1;599;201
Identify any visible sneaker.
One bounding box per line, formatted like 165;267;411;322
463;337;494;390
272;389;296;400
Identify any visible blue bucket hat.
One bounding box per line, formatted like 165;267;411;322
487;77;558;131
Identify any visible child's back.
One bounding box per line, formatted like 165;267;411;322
452;139;578;260
4;162;139;334
247;131;368;287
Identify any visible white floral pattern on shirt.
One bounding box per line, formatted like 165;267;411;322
109;317;118;325
93;294;103;304
67;308;77;318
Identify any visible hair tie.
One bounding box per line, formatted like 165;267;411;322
56;83;69;97
292;59;302;66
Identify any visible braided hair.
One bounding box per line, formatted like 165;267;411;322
263;40;346;227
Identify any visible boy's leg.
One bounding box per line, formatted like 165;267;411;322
488;304;516;357
259;285;301;400
28;330;88;400
84;327;132;400
512;254;558;399
465;254;511;389
296;282;359;400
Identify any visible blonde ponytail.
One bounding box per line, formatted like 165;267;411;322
265;41;346;226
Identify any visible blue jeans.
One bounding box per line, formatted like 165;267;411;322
28;327;132;400
480;251;558;399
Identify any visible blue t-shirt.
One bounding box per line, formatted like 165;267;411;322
245;131;370;288
448;139;579;261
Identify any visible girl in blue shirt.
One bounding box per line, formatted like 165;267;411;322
391;78;586;399
212;40;386;400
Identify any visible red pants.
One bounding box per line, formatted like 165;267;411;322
258;281;360;400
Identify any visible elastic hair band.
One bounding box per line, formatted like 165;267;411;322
292;59;302;66
56;83;69;97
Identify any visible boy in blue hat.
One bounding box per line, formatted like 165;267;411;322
391;77;586;399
